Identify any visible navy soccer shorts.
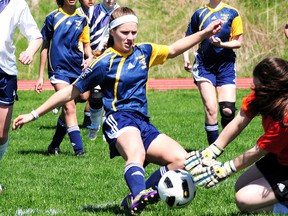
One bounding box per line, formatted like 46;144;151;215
103;111;161;158
0;71;17;106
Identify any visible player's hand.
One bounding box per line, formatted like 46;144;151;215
12;114;35;130
185;143;224;173
210;36;222;47
35;78;44;94
193;160;236;188
205;20;223;36
184;60;192;72
18;50;34;65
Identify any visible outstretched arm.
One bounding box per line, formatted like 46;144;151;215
168;20;222;58
13;85;81;130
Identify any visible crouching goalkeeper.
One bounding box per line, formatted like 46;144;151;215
185;57;288;214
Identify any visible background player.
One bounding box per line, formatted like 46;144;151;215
0;0;42;191
183;0;243;145
79;0;120;142
34;0;93;156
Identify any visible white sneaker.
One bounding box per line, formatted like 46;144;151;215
88;128;99;140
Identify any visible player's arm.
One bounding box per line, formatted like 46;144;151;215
185;109;251;173
168;20;222;58
35;40;49;94
82;42;93;70
13;84;81;130
193;144;268;188
210;34;243;49
18;37;42;65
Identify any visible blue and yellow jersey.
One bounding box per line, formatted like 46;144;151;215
41;8;90;78
75;43;169;117
186;3;243;60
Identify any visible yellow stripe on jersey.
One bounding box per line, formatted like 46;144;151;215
48;41;54;72
54;13;68;31
112;55;124;111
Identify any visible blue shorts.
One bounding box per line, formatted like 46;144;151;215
103;111;161;159
0;70;17;106
192;52;236;87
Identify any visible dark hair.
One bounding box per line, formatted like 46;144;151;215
56;0;64;7
107;7;137;48
248;57;288;122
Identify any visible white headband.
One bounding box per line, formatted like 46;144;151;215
109;15;138;30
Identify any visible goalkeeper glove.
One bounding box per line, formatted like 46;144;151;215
185;143;224;172
193;160;237;188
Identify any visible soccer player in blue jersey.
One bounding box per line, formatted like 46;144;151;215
34;0;93;156
183;0;243;145
13;7;222;214
0;0;42;192
78;0;120;141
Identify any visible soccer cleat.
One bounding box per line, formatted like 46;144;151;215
121;193;133;211
75;151;86;157
122;188;159;215
87;128;99;140
48;145;61;155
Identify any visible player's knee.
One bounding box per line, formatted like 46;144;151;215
89;88;103;109
170;152;186;170
219;101;236;128
235;190;254;213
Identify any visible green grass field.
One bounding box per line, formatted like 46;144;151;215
0;88;275;216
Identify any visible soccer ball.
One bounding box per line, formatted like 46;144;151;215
157;169;196;208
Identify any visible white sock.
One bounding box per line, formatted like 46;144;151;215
273;203;288;214
89;107;103;130
0;140;8;160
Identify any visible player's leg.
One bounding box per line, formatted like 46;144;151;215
216;61;237;128
235;154;288;214
116;128;157;214
145;134;187;190
235;165;277;213
103;112;157;214
87;86;103;140
82;101;91;128
0;73;17;160
49;82;85;156
197;81;219;144
217;85;236;128
0;105;13;160
62;98;85;156
75;90;91;128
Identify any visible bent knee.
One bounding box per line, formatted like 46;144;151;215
168;152;186;170
235;190;255;213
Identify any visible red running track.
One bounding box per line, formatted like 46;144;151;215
17;78;253;91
